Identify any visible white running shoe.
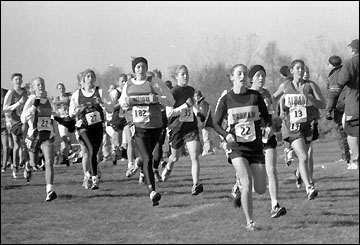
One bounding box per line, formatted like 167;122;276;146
45;190;57;202
161;167;172;182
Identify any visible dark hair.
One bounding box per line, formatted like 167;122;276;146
279;66;289;77
165;80;173;89
328;55;342;67
11;73;22;80
56;83;65;89
132;57;148;72
248;65;266;79
118;73;127;81
290;59;305;68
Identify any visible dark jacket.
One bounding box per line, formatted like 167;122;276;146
338;53;359;119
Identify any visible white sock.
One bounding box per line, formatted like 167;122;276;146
271;200;278;209
46;184;53;193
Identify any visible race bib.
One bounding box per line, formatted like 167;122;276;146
289;123;300;132
132;106;150;123
261;127;271;144
289;106;307;124
85;111;101;125
179;107;194;122
235;121;256;143
37;117;52;131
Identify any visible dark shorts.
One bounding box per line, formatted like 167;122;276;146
228;148;265;164
282;119;313;145
26;136;55;153
9;121;23;136
168;127;200;150
263;135;277;150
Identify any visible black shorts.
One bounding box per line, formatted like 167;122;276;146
9;121;23;136
263;135;277;150
228;148;265;165
168;127;200;150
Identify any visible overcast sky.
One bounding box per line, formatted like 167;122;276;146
1;1;359;96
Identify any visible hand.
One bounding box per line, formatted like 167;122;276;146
225;133;236;143
185;97;195;107
94;96;103;106
33;98;41;107
149;93;158;103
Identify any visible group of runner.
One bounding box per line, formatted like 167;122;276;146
1;39;358;231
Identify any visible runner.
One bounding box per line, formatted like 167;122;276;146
21;77;57;202
213;64;269;231
119;57;175;205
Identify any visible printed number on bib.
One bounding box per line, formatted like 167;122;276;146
289;106;307;123
85;111;101;125
235;121;256;143
290;123;300;132
261;127;270;144
37;117;52;131
132;106;150;123
179;107;193;122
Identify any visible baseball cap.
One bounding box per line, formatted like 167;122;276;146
348;39;359;49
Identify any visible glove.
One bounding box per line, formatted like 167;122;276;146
33;98;41;107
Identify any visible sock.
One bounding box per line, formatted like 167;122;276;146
46;184;53;193
271;200;278;209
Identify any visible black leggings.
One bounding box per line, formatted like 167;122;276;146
134;127;162;193
153;128;166;169
78;124;103;176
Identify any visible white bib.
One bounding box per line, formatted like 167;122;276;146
179;107;194;122
132;106;150;123
261;127;271;143
235;121;256;143
85;111;101;125
37;117;52;131
289;122;300;132
289;106;307;124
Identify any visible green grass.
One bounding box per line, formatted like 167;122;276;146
1;140;359;244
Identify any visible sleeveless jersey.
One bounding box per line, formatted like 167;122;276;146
78;86;104;129
167;85;198;131
126;77;163;129
53;93;72;118
33;98;54;140
302;80;320;121
8;88;28;122
258;88;274;143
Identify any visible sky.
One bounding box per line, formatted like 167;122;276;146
1;1;359;97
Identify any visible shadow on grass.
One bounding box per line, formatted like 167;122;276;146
331;220;359;227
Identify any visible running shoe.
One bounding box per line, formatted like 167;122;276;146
1;168;5;173
191;183;204;195
307;185;318;200
125;164;139;178
149;191;161;206
135;157;143;168
82;173;92;190
270;204;287;218
160;160;167;168
294;170;302;189
161;167;172;182
284;148;294;166
138;172;145;185
246;221;257;232
91;175;99;190
154;169;162;182
45;190;57;202
12;168;18;179
347;161;359;170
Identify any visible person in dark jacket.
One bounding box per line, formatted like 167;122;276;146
337;39;359;170
194;90;214;156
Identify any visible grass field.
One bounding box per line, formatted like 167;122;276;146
1;139;359;244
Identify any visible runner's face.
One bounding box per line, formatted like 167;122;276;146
176;68;189;86
57;85;65;94
33;79;46;96
291;62;305;80
12;76;23;89
83;72;95;87
231;66;247;88
252;70;266;89
134;62;148;79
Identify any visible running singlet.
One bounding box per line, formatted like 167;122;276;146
167;85;198;131
78;86;104;129
282;82;310;132
53;93;72;118
215;89;269;152
126;77;163;129
258;88;274;143
33;98;54;140
7;88;28;123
